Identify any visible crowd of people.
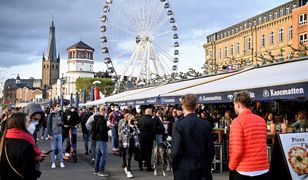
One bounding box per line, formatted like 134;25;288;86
0;91;307;180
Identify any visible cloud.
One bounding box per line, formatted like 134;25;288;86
0;0;291;88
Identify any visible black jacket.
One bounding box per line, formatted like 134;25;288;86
1;139;40;180
92;115;109;142
171;113;215;180
81;111;93;134
139;115;156;141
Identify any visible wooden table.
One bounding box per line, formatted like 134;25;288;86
213;128;224;143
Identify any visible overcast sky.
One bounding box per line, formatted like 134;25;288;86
0;0;289;86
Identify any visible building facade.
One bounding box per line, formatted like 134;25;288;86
65;41;95;99
42;19;60;89
2;75;42;104
204;0;308;74
16;87;43;103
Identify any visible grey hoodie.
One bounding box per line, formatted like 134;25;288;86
23;103;45;121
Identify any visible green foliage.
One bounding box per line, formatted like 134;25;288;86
75;77;114;99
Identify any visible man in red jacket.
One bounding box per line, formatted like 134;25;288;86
229;91;269;180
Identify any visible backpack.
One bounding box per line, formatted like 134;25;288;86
89;115;99;138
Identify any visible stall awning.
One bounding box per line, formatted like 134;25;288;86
161;59;308;103
107;70;244;105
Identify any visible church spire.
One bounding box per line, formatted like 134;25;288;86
45;14;57;61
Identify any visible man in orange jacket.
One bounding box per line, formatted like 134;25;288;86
229;91;269;180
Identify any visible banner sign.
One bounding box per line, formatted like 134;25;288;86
278;132;308;179
108;82;308;105
162;82;308;104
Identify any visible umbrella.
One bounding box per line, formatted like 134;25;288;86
60;95;64;111
76;92;79;108
90;86;94;101
83;89;87;104
70;93;73;107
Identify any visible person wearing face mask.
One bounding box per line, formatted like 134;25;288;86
23;103;45;143
0;113;47;180
47;104;65;169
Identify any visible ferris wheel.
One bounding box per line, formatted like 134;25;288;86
100;0;180;90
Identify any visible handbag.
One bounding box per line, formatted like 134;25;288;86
0;129;24;179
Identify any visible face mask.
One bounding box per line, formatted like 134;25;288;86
71;109;75;112
114;108;119;111
27;121;38;134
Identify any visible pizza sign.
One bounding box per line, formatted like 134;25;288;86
278;132;308;179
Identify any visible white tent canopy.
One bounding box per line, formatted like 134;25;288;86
107;70;243;104
159;59;308;103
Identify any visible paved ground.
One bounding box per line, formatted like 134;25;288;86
37;131;229;180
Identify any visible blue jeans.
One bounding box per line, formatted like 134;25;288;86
111;126;119;150
82;133;89;153
155;134;163;145
71;127;77;151
51;133;64;163
91;140;96;159
95;141;108;173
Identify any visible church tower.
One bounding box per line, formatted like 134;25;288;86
42;18;60;89
65;41;94;99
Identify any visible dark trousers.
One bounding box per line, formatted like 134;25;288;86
122;147;142;171
140;139;153;169
229;170;269;180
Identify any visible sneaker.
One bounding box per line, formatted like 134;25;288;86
51;163;56;169
91;158;95;164
124;167;128;174
97;172;109;177
93;171;98;175
60;162;65;168
126;171;133;178
84;152;89;155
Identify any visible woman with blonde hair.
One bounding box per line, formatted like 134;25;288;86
121;113;142;178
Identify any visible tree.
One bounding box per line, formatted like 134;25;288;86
75;77;114;98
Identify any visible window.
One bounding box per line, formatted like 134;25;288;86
270;32;274;45
269;13;272;20
286;6;290;14
299;33;307;44
218;48;222;59
263;15;267;22
299;13;307;25
293;3;297;10
246;38;251;50
275;11;278;19
254;19;257;26
258;16;262;24
236;42;240;54
230;45;234;56
280;8;284;17
288;25;293;40
278;28;284;43
224;47;228;57
261;34;266;47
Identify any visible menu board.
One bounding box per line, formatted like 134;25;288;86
278;132;308;179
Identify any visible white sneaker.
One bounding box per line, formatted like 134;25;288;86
126;171;133;178
124;167;128;174
51;163;56;169
60;162;65;168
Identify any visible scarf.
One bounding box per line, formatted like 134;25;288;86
5;128;42;157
